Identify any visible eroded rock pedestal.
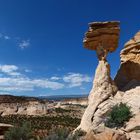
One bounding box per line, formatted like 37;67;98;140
77;21;120;132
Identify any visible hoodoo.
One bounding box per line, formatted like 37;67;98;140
77;21;120;132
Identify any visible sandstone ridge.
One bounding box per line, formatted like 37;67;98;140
115;31;140;90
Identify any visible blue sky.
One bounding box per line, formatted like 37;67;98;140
0;0;140;96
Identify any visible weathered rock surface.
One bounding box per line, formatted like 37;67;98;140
0;123;13;135
83;21;120;53
115;31;140;90
0;101;47;116
77;21;119;132
84;129;128;140
78;60;117;132
77;23;140;140
125;113;140;132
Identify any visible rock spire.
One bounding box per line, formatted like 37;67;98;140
77;21;120;132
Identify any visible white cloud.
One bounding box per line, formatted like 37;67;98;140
33;79;64;90
19;40;30;49
50;76;61;80
4;36;10;40
0;65;21;76
0;64;91;93
0;77;64;92
25;69;32;73
0;33;10;40
63;73;91;88
0;64;64;92
0;32;31;50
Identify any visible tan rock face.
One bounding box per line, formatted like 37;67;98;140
76;24;140;140
85;129;128;140
76;21;119;132
115;31;140;89
83;21;120;54
77;61;117;132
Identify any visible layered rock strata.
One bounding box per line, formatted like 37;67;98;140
115;31;140;90
83;21;120;53
76;22;140;140
77;21;120;132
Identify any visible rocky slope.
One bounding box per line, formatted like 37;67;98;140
0;95;87;116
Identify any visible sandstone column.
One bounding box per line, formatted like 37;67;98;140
77;21;120;132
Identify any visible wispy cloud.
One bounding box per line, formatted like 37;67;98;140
19;40;30;49
0;77;64;92
50;76;61;80
0;65;21;76
0;64;64;92
4;35;10;40
0;32;30;49
0;65;91;93
0;33;10;40
25;69;32;73
63;73;91;88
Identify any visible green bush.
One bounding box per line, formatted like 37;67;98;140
105;103;132;128
44;128;85;140
4;122;34;140
44;128;69;140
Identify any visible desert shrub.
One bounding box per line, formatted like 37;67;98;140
44;127;69;140
4;122;35;140
68;129;86;140
0;115;80;131
105;103;132;128
55;108;71;113
44;128;85;140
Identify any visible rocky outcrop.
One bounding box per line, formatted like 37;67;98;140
78;60;118;132
75;22;140;140
115;31;140;90
85;129;127;140
76;21;120;132
0;101;47;116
